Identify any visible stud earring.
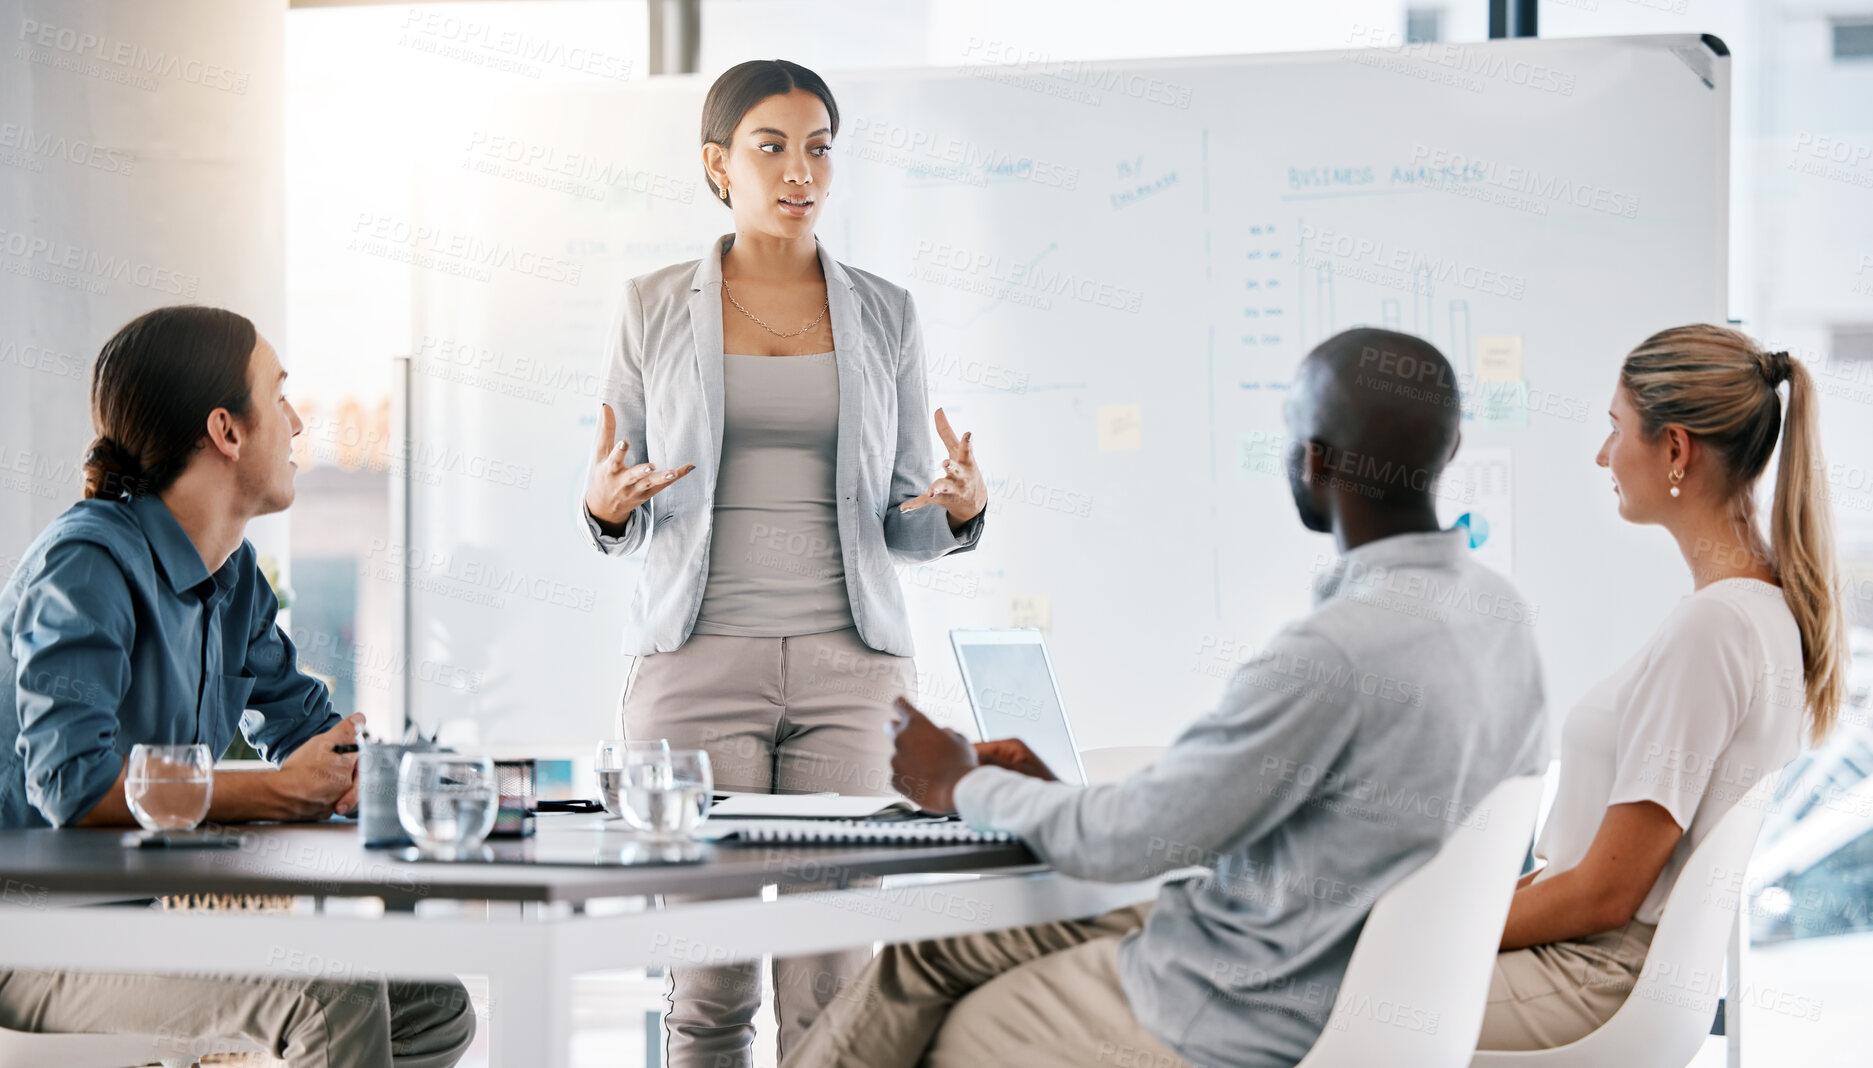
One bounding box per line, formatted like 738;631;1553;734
1668;469;1684;498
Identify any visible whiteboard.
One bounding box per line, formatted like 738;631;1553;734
390;35;1728;753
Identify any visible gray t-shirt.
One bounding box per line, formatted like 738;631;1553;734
692;352;856;637
955;529;1549;1068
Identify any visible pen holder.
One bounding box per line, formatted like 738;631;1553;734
358;738;445;848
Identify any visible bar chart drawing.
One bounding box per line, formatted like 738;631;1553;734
1294;228;1472;373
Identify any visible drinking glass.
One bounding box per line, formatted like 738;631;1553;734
669;749;714;829
595;738;670;770
596;738;669;818
125;744;213;832
396;753;498;858
620;747;712;842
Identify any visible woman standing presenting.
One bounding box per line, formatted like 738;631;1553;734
579;60;988;1067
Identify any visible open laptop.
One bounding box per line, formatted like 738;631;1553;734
948;628;1087;785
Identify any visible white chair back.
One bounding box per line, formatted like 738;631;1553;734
1294;774;1546;1068
1469;773;1778;1068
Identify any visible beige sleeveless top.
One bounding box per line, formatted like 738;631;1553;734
691;352;855;637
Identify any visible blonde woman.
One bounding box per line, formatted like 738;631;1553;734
578;59;988;1068
1479;325;1843;1048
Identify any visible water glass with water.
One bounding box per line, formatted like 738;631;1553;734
125;743;213;832
669;749;713;828
396;753;498;857
620;747;712;841
596;738;669;817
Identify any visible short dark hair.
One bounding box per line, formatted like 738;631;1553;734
82;305;257;501
700;59;839;207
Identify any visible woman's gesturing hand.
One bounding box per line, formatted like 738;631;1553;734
584;402;695;534
900;408;986;529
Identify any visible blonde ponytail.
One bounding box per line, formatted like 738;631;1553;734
1767;356;1845;742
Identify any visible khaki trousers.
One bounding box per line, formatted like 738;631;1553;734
623;626;913;1068
0;968;474;1068
780;902;1192;1068
1476;919;1657;1050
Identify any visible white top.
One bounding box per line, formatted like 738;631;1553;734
1533;578;1806;924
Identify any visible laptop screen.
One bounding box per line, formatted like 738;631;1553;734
954;639;1084;785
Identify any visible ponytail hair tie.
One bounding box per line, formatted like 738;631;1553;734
82;435;147;500
1760;349;1793;387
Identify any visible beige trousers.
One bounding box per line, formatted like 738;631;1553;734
623;626;913;1068
1476;919;1657;1050
0;968;474;1068
780;902;1192;1068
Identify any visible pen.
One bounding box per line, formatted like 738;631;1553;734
332;729;373;755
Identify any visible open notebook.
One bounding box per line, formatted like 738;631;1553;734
702;794;1017;844
704;819;1016;845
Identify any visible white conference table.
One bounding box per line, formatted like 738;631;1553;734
0;813;1162;1066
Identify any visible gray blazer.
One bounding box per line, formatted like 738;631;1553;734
582;233;985;657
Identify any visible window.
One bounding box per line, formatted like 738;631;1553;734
1406;6;1444;44
1833;18;1873;61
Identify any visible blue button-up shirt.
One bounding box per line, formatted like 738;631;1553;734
1;495;337;828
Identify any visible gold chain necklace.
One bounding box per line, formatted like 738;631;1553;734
722;280;829;339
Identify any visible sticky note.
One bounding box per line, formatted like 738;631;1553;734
1479;381;1531;429
1010;594;1051;630
1097;404;1142;451
1238;431;1287;480
1477;336;1523;383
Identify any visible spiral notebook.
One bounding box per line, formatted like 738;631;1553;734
706;818;1017;845
708;793;922;820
